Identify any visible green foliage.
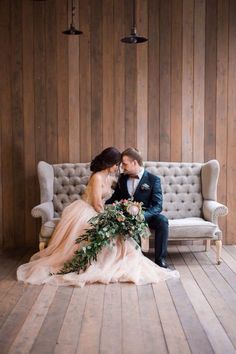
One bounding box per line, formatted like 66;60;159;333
58;200;150;274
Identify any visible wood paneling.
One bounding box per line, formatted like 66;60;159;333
79;0;91;162
11;0;25;247
205;0;217;161
57;0;69;162
113;0;125;151
193;0;205;162
159;0;171;162
182;0;194;162
148;0;160;161
68;0;80;163
170;0;182;162
45;0;58;163
102;0;114;148
216;0;229;240
0;0;13;248
136;0;148;159
0;0;235;247
227;0;236;244
23;0;37;246
124;0;137;148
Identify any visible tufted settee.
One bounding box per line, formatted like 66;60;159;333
31;160;228;264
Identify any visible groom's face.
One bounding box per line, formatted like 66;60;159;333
122;156;139;175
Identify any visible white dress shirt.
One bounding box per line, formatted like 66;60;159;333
127;167;145;197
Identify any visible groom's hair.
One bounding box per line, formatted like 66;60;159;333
121;147;143;166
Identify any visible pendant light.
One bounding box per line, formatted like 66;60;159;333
62;0;83;35
121;0;148;44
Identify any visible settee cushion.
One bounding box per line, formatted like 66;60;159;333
168;217;217;239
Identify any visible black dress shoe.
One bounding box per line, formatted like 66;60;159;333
156;259;168;268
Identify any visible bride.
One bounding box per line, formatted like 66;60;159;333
17;147;179;287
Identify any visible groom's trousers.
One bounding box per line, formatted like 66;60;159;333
146;214;169;262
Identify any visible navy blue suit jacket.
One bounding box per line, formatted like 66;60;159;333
106;170;163;222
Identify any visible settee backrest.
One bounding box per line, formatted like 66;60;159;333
145;162;203;219
38;160;219;220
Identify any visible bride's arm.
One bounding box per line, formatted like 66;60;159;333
90;174;104;213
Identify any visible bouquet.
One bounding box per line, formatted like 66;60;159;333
58;199;150;274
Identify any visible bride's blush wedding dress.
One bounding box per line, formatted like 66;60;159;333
17;180;179;287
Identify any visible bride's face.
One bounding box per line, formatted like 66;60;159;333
108;164;119;174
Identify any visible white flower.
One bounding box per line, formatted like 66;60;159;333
127;205;140;216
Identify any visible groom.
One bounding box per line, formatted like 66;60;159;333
106;147;169;268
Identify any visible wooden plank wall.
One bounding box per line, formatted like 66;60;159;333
0;0;235;248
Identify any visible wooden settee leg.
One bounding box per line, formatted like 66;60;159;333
215;240;222;265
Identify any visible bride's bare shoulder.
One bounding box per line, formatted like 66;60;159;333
89;172;103;185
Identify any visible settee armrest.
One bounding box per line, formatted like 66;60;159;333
31;201;54;224
203;200;228;225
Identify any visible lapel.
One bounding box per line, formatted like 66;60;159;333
133;170;149;198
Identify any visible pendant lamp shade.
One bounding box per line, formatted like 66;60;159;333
62;0;83;36
121;0;148;44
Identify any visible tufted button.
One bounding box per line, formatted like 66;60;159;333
177;208;179;211
182;200;184;203
188;208;191;211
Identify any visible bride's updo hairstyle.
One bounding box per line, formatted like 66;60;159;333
90;147;121;173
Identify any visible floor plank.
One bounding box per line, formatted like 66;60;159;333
0;249;29;281
223;245;236;261
1;247;236;354
29;286;73;354
192;248;236;315
0;284;43;354
153;281;191;354
100;283;122;354
76;284;105;354
137;284;168;354
54;286;89;354
205;247;236;292
121;283;144;354
167;277;214;354
0;250;32;302
212;245;236;273
8;284;57;354
179;246;236;349
169;246;236;354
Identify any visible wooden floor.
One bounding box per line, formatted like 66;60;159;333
1;245;236;354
